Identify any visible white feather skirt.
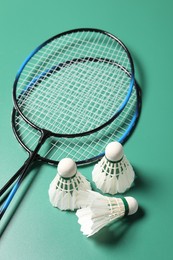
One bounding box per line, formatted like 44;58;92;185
48;171;91;211
76;191;126;236
92;156;135;194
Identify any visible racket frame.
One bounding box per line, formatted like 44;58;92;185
13;28;135;138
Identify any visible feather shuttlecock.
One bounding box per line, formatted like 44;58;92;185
76;190;138;237
92;141;135;194
48;158;91;211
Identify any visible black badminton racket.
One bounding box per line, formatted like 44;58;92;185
0;28;135;218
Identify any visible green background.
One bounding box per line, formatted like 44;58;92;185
0;0;173;259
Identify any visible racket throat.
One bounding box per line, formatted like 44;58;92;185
19;130;50;184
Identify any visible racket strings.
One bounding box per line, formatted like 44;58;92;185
20;55;129;101
20;60;129;110
14;82;137;163
18;79;136;139
19;32;128;99
16;30;133;135
18;62;131;134
16;81;136;143
55;33;130;67
19;57;129;110
34;31;127;69
21;32;130;96
45;88;137;161
19;55;127;107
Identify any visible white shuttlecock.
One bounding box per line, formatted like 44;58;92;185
92;141;135;194
76;190;138;237
48;158;91;211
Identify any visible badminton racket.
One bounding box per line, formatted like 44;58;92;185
0;28;135;218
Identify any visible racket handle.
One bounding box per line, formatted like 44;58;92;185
0;180;21;219
0;157;35;219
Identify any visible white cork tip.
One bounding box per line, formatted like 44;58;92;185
105;141;124;162
57;158;77;178
125;196;138;215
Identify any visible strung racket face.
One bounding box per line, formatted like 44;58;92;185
14;28;134;136
13;81;141;165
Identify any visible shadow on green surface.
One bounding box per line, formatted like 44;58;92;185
132;166;156;194
89;166;150;245
90;206;145;245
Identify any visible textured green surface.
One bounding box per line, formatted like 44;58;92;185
0;0;173;259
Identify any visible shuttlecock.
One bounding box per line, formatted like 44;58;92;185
76;190;138;237
48;158;91;211
92;141;135;194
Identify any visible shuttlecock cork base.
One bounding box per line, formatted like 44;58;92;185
76;190;138;237
92;141;135;194
48;158;91;211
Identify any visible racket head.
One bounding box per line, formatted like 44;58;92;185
13;28;135;137
12;78;141;166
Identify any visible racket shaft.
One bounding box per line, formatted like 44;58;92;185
0;132;48;219
0;163;27;197
0;155;41;196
